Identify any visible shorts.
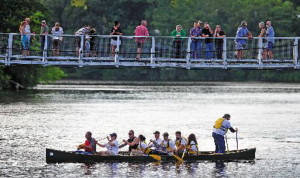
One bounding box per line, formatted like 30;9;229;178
111;39;121;46
21;35;30;50
262;42;268;49
136;41;144;48
52;39;60;49
267;41;273;50
235;42;246;50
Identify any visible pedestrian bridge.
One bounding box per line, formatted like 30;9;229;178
0;33;299;69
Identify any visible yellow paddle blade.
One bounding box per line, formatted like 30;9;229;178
149;154;161;161
173;154;183;162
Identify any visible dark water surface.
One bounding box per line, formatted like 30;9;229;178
0;82;299;177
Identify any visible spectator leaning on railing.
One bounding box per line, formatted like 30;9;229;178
51;22;64;56
235;21;253;60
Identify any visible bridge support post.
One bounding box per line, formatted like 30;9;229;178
42;35;48;64
257;37;263;68
78;35;84;67
5;33;13;66
186;37;191;69
293;37;299;69
222;37;227;69
150;37;155;67
114;36;120;67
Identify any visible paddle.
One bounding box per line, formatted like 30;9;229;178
236;128;239;151
225;135;229;153
149;154;161;161
149;140;183;162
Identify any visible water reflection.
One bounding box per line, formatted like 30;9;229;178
214;161;226;177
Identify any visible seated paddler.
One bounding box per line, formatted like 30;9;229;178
160;132;176;154
149;130;163;150
187;133;199;155
174;131;187;155
119;130;139;152
96;133;119;156
77;131;97;154
130;134;151;156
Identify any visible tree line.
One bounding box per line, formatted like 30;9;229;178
0;0;300;89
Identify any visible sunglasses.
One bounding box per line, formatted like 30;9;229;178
128;133;133;135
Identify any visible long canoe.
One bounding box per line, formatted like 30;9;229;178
46;148;256;163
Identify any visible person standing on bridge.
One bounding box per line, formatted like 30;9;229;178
110;21;123;57
171;25;187;58
51;22;64;56
40;20;49;52
235;21;253;60
134;20;149;60
266;21;275;59
190;21;203;59
75;25;91;56
202;22;215;59
19;21;28;56
212;114;237;153
214;25;226;59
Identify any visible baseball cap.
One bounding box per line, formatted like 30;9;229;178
42;20;46;23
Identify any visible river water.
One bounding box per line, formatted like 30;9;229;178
0;82;299;177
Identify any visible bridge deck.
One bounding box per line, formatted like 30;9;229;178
0;33;299;69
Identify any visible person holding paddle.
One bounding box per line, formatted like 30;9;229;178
212;114;238;153
77;131;97;154
174;131;188;156
119;130;139;152
96;133;119;156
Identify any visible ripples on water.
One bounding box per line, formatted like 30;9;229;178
0;82;299;177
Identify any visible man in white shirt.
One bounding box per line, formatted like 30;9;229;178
97;133;119;155
161;132;176;153
212;114;237;153
149;131;163;150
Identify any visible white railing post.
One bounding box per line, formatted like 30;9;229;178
150;36;155;66
257;37;263;67
6;33;13;66
186;37;191;69
79;35;84;67
114;35;120;67
293;37;299;69
222;37;227;69
43;34;48;64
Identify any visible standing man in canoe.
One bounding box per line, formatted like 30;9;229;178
119;130;139;152
212;114;238;153
77;131;97;154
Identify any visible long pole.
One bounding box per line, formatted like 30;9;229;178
225;135;229;153
236;129;239;151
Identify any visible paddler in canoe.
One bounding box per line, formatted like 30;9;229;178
96;133;119;155
76;131;97;154
119;130;139;152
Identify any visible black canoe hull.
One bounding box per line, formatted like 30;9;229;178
46;148;256;163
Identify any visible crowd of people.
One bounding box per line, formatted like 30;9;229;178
77;114;237;157
18;18;275;60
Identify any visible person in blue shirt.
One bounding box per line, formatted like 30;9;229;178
190;20;203;59
212;114;237;153
266;21;275;59
235;21;253;59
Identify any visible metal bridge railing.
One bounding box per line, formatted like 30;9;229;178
0;33;299;69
